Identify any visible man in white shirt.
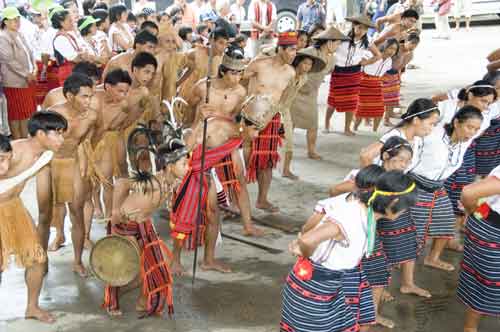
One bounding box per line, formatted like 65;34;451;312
229;0;246;26
248;0;277;57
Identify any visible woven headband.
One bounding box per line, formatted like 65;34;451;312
368;182;416;205
402;106;439;120
466;84;495;92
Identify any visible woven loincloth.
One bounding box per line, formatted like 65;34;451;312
51;157;76;204
94;131;122;178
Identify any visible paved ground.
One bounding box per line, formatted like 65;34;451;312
2;26;500;332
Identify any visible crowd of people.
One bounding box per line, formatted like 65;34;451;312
0;1;499;332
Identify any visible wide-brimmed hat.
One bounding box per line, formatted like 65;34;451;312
312;27;349;41
1;7;20;21
293;47;326;73
346;15;375;28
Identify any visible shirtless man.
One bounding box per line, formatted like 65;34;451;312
170;95;274;275
373;9;419;46
242;32;297;213
188;49;263;236
43;73;98;277
177;27;229;126
0;111;67;323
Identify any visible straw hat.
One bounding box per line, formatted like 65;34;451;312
293;47;326;73
345;15;375;28
312;27;349;41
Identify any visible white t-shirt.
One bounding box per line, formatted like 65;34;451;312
190;1;204;24
247;0;277;25
363;57;392;77
109;23;133;53
41;27;58;58
53;31;81;62
486;165;500;214
310;195;368;271
376;128;423;172
230;3;246;24
93;30;109;56
335;40;369;67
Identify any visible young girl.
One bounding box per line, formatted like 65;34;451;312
108;4;134;54
324;15;382;136
354;38;400;132
280;171;417;332
410;106;483;272
458;164;500;332
330;136;413;329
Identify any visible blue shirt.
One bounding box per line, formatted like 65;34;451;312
297;2;325;31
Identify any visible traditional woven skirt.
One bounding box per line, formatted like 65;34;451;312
457;210;500;316
444;143;476;216
0;197;46;271
56;62;75;87
247;112;282;183
280;259;359;332
361;236;391;287
475;118;500;176
382;70;400;108
327;65;362;113
214;154;240;204
409;174;455;253
3;85;37;121
356;74;385;119
342;266;376;326
35;60;59;106
51;157;76;204
377;211;417;266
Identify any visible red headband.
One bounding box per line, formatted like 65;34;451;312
277;31;298;46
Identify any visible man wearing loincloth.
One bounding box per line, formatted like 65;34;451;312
170;95;275;275
42;73;98;277
242;31;297;213
0;111;67;323
188;48;263;237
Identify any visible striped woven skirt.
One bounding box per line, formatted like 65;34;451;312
356;74;385;118
342;266;376;326
327;65;362;113
409;175;455;253
382;70;400;108
457;211;500;316
475;118;500;176
280;259;359;332
361;236;391;287
444;143;476;216
377;211;417;266
3;85;37;121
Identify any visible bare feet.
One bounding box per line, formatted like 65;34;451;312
382;289;394;302
445;239;464;252
282;171;299;180
307;152;322;160
84;238;94;250
200;260;232;273
48;236;65;252
25;307;55;324
376;315;395;329
135;295;147;313
256;201;280;213
106;308;122;317
171;260;186;277
400;284;432;298
424;257;455;272
72;264;89;278
242;225;265;237
344;130;355;137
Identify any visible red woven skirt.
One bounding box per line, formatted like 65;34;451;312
327;65;362;113
35;61;59;106
357;73;385;118
382;70;400;108
56;62;74;87
4;85;37;121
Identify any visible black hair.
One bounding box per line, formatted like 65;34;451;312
308;23;325;37
27;111;68;137
82;0;96;15
444;105;483;137
233;33;248;44
51;10;70;30
178;26;193;41
212;26;229;41
196;23;209;35
292;53;314;69
109;4;128;24
381;136;413;161
312;39;329;49
381;38;400;56
93;2;108;11
0;134;12;153
359;171;417;215
348;24;369;49
104;69;132;86
127;12;137;22
156;139;187;170
131;52;158;70
92;9;108;28
397;98;439;127
406;32;420;44
401;9;419;20
457;79;498;102
72;61;99;79
62;73;94;97
354;165;384;190
133;29;158;48
235;113;256;127
17;6;28;18
60;0;77;9
136;13;147;20
483;70;500;86
140;20;159;33
78;17;95;36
